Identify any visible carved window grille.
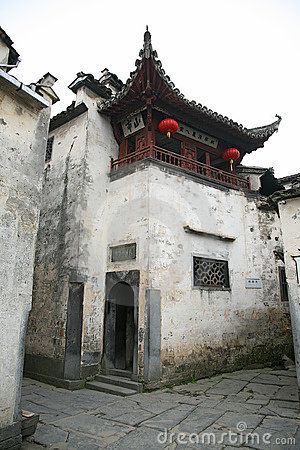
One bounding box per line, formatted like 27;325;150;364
45;136;54;162
193;257;230;288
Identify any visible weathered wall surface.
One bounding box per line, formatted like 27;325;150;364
25;110;88;379
0;41;9;65
25;88;124;380
105;162;292;386
278;198;300;385
145;164;291;384
72;91;119;374
0;84;49;433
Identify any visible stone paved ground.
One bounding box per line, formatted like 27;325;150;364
21;366;300;449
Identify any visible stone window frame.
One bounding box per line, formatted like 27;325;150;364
192;254;231;291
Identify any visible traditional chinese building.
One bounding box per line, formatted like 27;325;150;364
25;28;292;394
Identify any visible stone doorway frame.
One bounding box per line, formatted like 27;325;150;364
103;270;140;379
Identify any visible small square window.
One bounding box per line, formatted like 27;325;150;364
45;136;54;162
193;256;230;288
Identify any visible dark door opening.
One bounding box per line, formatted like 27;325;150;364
103;281;136;372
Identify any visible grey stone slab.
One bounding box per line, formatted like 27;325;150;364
28;423;68;447
230;391;253;401
258;415;299;433
221;370;262;382
168;427;225;449
206;379;248;396
270;369;297;378
66;431;105;450
52;413;134;443
198;425;247;447
275;385;299;402
216;410;264;431
171;406;224;435
259;400;300;419
90;400;156;426
242;382;280;397
224;447;253;450
70;389;118;410
21;400;70;424
171;378;221;395
141;404;195;431
22;386;37;396
112;409;156;426
253;423;298;450
88;398;142;416
130;397;176;415
22;378;39;387
22;393;86;416
215;397;262;414
194;395;225;409
244;395;271;406
107;426;166;449
141;391;205;405
21;440;45;449
251;373;297;387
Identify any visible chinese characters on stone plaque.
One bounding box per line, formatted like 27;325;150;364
177;123;218;149
111;243;136;262
121;113;145;137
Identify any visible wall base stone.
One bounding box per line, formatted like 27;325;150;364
24;353;98;389
0;422;22;450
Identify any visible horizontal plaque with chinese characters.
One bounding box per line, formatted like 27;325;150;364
111;243;136;262
177;123;218;149
121;113;145;137
245;278;262;289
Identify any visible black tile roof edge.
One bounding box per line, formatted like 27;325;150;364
0;26;20;66
270;186;300;202
237;165;269;174
279;173;300;183
68;72;112;99
49;102;88;132
100;27;281;142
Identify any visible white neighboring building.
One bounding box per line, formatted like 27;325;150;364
0;27;58;449
272;176;300;388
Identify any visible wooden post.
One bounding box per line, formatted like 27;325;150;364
119;140;128;158
205;152;211;177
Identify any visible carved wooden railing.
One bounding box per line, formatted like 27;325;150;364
111;145;250;190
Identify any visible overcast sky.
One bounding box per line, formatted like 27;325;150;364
2;0;299;176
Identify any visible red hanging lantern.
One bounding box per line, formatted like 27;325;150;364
222;147;240;172
158;118;179;139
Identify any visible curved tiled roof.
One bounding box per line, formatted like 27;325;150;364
49;101;88;132
100;28;281;146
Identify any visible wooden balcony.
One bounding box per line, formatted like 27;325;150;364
111;145;250;190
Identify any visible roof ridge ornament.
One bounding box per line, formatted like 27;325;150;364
143;25;152;59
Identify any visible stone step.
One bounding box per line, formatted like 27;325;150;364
95;374;143;393
85;380;137;397
108;368;132;378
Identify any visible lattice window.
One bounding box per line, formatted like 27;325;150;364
45;136;54;162
193;257;230;288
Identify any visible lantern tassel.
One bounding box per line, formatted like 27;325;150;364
167;131;171;139
230;159;233;172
